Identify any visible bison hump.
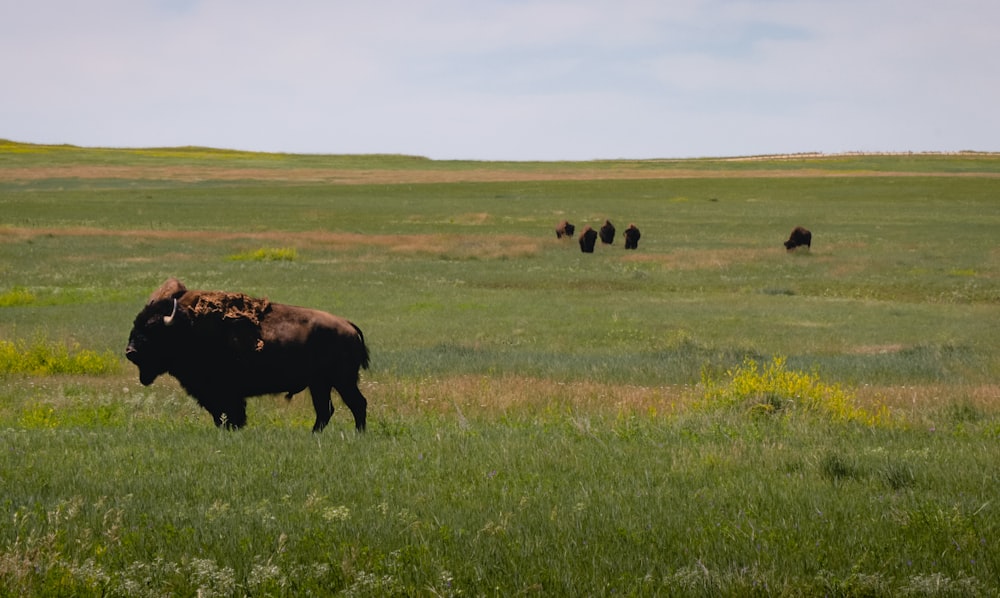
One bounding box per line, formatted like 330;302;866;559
185;291;273;352
188;291;272;325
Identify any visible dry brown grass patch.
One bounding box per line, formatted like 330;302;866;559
857;383;1000;414
850;344;907;355
387;234;541;259
0;226;542;260
6;164;997;185
453;212;492;225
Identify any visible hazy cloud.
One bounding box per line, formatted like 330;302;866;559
1;0;997;159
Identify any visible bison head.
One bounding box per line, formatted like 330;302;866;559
126;296;188;385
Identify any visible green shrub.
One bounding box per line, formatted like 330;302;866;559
0;339;120;376
698;356;890;426
227;247;298;261
0;286;36;307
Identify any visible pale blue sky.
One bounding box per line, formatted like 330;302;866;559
2;0;996;160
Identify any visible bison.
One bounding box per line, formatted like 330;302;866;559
784;226;812;251
579;226;598;253
623;224;641;250
555;220;576;239
599;219;616;244
125;278;370;432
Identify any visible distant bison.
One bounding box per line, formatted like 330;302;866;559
784;226;812;251
125;278;370;432
623;224;641;250
579;226;598;253
599;219;616;244
555;220;576;239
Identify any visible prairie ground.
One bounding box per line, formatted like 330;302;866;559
1;143;999;595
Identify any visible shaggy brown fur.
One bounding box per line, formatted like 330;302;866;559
188;292;271;325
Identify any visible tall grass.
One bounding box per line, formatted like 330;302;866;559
1;398;997;596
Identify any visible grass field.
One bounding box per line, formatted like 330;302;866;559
1;141;999;595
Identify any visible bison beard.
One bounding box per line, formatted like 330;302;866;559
125;278;370;432
784;226;812;251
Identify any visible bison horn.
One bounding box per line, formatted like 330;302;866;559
163;298;178;326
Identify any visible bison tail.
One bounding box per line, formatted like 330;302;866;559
352;323;371;370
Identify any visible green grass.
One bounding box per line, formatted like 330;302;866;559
1;144;999;595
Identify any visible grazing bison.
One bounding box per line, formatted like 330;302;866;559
784;226;812;251
623;224;641;250
599;219;616;244
125;278;370;432
579;226;598;253
555;220;576;239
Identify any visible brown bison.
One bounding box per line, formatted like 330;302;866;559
599;219;616;244
784;226;812;251
125;278;370;432
579;226;598;253
623;224;641;250
555;220;576;239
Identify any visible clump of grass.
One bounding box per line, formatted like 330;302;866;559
878;461;917;490
819;450;862;482
228;247;298;262
0;286;36;307
0;339;120;376
698;355;890;426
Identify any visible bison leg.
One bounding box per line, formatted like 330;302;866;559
207;399;247;430
334;382;368;432
309;386;335;433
